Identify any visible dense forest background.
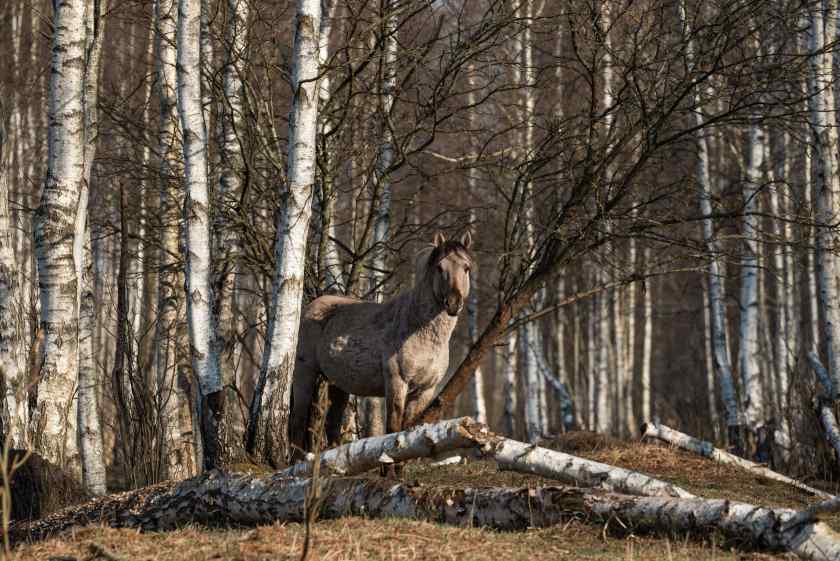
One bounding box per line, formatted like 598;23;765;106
2;0;840;497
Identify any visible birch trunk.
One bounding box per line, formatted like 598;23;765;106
155;0;188;480
701;279;720;435
214;0;250;457
739;121;765;431
678;0;742;448
641;251;653;422
464;66;486;425
76;0;107;496
642;422;831;498
502;332;518;437
808;0;840;400
0;103;26;449
216;0;249;377
177;0;223;470
77;225;105;495
33;0;88;473
246;0;322;467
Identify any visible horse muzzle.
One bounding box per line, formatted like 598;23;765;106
445;295;463;317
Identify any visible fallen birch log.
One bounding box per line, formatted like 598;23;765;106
278;417;480;478
281;417;693;498
12;471;840;561
641;421;832;499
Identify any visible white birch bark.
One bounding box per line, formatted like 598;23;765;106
77;0;107;495
808;0;840;399
464;66;486;425
502;332;518;437
216;0;249;365
155;0;188;480
641;250;653;422
678;0;742;445
246;0;322;466
178;0;223;469
739;121;765;430
596;290;611;433
282;417;693;498
0;102;26;449
465;232;487;424
767;135;790;416
701;278;720;434
587;293;597;429
642;422;831;498
77;225;105;495
33;0;87;473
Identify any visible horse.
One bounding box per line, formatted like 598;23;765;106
288;231;473;461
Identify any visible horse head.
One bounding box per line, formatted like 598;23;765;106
426;231;473;317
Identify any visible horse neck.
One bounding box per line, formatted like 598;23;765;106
405;276;457;340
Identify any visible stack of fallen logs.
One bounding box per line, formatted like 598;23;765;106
11;418;840;561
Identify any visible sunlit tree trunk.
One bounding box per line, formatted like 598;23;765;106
0;102;26;449
155;0;188;480
246;0;322;467
177;0;223;470
678;0;742;449
33;0;88;474
641;248;653;423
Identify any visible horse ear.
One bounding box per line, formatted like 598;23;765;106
460;231;473;250
433;231;446;247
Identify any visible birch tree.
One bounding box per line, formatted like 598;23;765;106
33;0;88;473
739;123;765;434
808;0;840;400
246;0;322;467
0;101;26;449
155;0;188;479
177;0;223;470
77;0;107;495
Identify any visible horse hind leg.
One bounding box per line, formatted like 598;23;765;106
324;385;350;447
288;357;319;462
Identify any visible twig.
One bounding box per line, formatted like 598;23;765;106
86;543;126;561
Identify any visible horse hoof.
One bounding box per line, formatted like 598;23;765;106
379;464;403;479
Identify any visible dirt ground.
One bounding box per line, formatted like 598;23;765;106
10;432;838;561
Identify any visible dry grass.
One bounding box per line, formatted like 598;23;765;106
12;518;795;561
9;432;836;560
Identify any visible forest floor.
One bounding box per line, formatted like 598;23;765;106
11;432;840;561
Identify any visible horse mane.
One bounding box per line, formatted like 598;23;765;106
413;240;472;283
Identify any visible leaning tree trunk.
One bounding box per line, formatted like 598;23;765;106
155;0;189;480
33;0;88;475
678;0;742;450
246;0;322;467
177;0;223;471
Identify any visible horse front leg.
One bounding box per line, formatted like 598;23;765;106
404;386;437;430
381;365;407;478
